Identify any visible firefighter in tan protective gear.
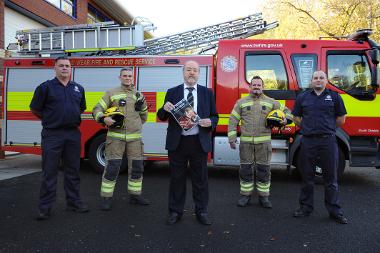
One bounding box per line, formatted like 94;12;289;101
92;67;149;211
228;76;292;208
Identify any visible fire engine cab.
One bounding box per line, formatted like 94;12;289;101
2;13;380;180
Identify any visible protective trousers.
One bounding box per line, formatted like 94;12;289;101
239;142;272;197
100;139;144;197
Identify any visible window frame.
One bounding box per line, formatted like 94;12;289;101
244;51;289;91
45;0;77;18
326;50;372;92
291;53;318;89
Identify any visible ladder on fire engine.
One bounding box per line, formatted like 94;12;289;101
12;21;153;55
127;13;278;55
12;13;278;56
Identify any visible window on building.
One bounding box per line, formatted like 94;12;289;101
327;52;372;94
245;53;288;90
87;4;111;24
46;0;76;17
291;54;318;89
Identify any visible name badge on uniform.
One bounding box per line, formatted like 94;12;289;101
325;95;332;101
74;86;80;93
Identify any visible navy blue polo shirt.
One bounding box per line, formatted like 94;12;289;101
30;77;86;129
292;88;346;136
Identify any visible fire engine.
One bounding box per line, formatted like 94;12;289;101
2;13;380;180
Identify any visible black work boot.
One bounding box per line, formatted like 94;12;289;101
259;196;272;209
237;194;251;207
129;195;150;205
100;197;112;211
36;208;52;221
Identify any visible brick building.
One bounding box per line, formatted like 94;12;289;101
0;0;142;158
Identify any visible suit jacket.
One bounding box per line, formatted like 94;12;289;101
157;84;218;153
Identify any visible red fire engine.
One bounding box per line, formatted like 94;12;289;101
2;14;380;180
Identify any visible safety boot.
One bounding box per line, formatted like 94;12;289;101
237;194;251;207
100;197;112;211
129;195;150;205
259;196;272;209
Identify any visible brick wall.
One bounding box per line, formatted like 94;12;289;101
8;0;89;25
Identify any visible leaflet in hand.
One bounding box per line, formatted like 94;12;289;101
170;98;200;131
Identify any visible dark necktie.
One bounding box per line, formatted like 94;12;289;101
186;87;194;107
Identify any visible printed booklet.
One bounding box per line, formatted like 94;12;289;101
170;98;200;131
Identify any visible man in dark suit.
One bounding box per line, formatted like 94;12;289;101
157;60;218;225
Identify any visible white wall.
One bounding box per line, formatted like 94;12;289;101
4;7;46;49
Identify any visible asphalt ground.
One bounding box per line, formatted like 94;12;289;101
0;155;379;253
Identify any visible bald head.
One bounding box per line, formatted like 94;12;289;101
311;70;328;92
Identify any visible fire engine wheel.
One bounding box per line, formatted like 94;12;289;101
88;134;107;174
295;147;346;183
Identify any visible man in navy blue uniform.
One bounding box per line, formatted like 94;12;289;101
30;56;89;220
292;70;348;224
157;60;218;225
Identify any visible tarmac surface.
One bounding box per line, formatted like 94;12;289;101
0;154;379;252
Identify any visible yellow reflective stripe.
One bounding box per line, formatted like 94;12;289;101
147;112;156;123
8;92;34;111
231;110;241;120
341;94;380;117
107;132;125;139
95;111;104;121
257;182;270;192
260;101;273;109
218;118;229;126
128;180;142;187
126;133;142;140
101;181;116;193
128;181;142;191
98;98;107;110
240;101;253;108
107;132;142;140
82;92;103;112
156;92;166;112
279;103;285;110
110;94;127;102
228;131;237;137
240;135;271;143
240;181;254;192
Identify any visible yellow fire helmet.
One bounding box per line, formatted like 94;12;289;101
104;106;124;128
266;109;286;129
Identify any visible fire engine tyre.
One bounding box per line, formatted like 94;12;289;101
88;134;128;174
295;147;346;183
88;134;107;174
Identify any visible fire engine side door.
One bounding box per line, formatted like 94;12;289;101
3;67;55;148
321;47;380;168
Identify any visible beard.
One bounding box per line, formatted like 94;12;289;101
186;77;197;85
250;89;262;95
